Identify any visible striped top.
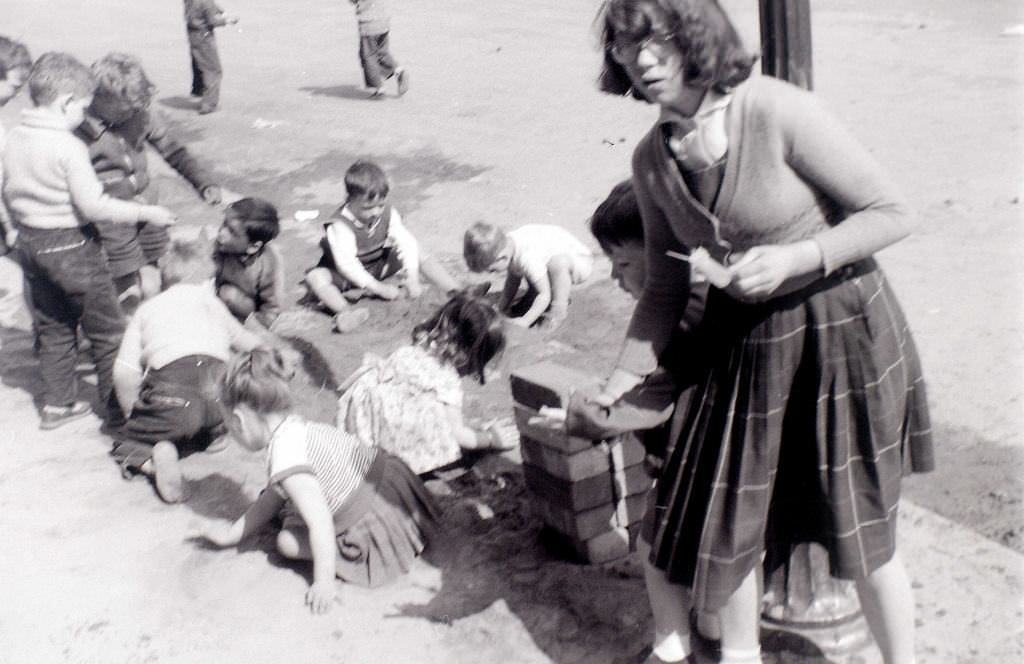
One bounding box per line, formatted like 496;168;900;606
267;416;378;515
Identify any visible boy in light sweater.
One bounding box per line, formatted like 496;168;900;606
2;53;176;430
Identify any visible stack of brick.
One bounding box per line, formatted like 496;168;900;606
510;361;654;564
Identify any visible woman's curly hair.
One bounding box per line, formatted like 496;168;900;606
598;0;757;99
412;285;506;384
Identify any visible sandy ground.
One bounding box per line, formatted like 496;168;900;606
0;0;1022;662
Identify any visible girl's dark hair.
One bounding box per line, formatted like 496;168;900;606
226;197;280;244
412;286;506;384
589;180;644;253
221;348;294;413
598;0;757;99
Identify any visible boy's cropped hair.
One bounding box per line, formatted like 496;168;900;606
220;348;294;413
589;180;644;253
161;237;215;287
0;36;32;80
463;222;508;272
227;197;280;244
27;52;96;105
92;53;156;112
344;160;390;201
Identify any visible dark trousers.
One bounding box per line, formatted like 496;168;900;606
359;32;397;88
188;30;222;111
111;355;226;471
15;226;126;423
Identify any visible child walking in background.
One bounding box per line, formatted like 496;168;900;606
197;348;439;610
214;197;285;329
336;287;512;475
463;221;594;330
112;238;264;503
350;0;408;98
76;52;224;312
183;0;238;114
3;53;176;430
0;36;32;256
305;160;459;333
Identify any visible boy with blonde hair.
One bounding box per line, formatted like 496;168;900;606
463;221;594;329
3;52;176;430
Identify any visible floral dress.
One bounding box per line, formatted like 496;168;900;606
336;345;463;474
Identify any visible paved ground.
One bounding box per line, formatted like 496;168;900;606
0;0;1022;662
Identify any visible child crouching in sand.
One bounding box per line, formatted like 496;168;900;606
336;286;514;475
196;348;440;612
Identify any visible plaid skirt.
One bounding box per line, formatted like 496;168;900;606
644;258;934;613
282;452;440;587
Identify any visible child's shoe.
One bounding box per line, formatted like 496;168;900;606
39;401;92;430
396;69;409;96
334;308;370;333
368;87;385;100
150;441;184;503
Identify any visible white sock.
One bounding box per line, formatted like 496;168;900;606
720;646;763;664
651;630;691;662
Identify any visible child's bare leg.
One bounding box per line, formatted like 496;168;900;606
418;254;460;293
277;527;313;561
544;254;574;326
138;264;162;300
139;440;183;504
306;269;368;332
855;553;915;664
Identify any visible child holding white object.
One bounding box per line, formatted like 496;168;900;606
196;348;439;611
463;222;594;329
336;287;511;475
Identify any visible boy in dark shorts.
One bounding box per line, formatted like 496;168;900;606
304;160;458;332
112;238;263;503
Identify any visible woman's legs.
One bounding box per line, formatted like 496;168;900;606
718;567;763;663
637;538;692;661
855;552;916;664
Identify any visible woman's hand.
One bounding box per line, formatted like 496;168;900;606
592;369;643;407
305;580;336;615
726;241;822;302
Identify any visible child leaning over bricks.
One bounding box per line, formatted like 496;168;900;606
3;53;176;431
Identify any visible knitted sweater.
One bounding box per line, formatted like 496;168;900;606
353;0;390;36
617;75;913;376
2;108;143;230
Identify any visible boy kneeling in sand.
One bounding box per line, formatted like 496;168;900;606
111;236;265;503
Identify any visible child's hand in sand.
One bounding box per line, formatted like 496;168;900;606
201;186;223;205
192;519;241;548
306;580;336;614
372;282;402;301
405;279;423;299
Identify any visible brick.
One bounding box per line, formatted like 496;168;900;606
543;526;631;564
523;461;651;512
509;361;601;411
519;435;648;482
519;436;609;481
533;492;649;540
513;404;593;454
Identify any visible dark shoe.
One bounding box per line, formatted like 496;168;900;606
396;69;409;96
151;441;184;503
39;401;92;430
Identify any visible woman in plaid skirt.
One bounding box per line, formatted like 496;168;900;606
594;1;934;663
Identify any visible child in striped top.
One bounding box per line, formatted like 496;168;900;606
195;348;439;613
